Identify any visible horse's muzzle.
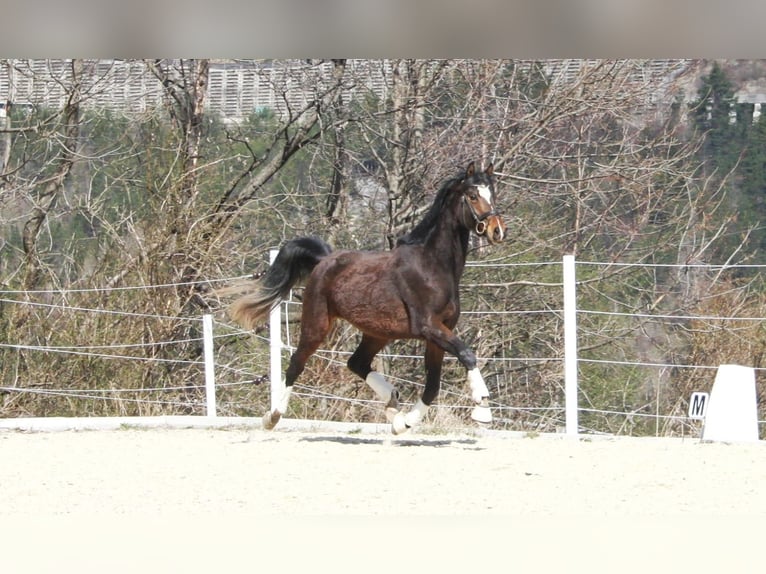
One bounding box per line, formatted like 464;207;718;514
478;215;506;245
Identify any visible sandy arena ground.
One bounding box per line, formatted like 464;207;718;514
1;422;764;572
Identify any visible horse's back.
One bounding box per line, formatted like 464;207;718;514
306;248;413;338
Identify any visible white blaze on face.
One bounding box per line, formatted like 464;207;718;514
476;185;493;205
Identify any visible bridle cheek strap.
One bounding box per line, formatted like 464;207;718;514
464;196;498;236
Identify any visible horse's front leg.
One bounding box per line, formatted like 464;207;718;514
450;343;492;424
467;368;492;423
392;400;428;435
420;323;493;425
391;342;443;434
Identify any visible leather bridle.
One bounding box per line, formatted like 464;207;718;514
463;193;500;236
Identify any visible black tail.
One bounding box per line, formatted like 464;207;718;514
229;237;332;329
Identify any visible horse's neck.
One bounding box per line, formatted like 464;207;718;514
426;217;470;280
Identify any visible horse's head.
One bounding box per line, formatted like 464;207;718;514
461;161;506;245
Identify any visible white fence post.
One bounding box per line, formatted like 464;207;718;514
269;249;284;412
202;313;216;417
563;254;578;436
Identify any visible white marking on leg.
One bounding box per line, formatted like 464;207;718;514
263;385;292;430
404;399;428;428
471;403;492;424
366;371;393;402
467;368;489;403
276;386;293;413
392;412;409;435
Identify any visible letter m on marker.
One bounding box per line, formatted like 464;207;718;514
688;392;709;420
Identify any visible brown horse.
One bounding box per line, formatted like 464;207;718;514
229;161;506;434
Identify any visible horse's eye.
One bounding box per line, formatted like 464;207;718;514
468;190;479;201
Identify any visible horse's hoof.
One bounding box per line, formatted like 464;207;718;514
385;406;400;424
471;405;492;424
262;410;281;430
391;412;410;435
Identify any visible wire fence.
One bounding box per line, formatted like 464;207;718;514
1;258;764;437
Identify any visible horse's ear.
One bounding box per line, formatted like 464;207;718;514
465;161;476;177
485;163;494;177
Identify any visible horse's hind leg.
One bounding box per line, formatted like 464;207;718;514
347;335;399;424
263;304;333;430
391;341;443;434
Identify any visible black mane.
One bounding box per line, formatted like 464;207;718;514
396;176;463;246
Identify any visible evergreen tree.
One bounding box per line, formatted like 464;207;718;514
739;107;766;252
691;61;766;260
692;62;739;176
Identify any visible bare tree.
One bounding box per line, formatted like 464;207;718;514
19;60;83;292
2;59;757;432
